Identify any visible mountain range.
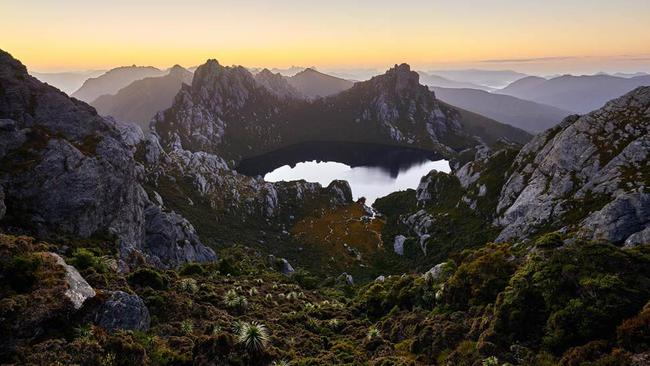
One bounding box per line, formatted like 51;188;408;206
498;74;650;113
427;69;529;88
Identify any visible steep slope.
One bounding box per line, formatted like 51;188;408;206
286;68;354;98
91;65;193;134
0;49;215;269
499;74;650;113
432;87;572;132
495;87;650;244
71;65;165;102
418;72;493;91
30;70;105;94
153;60;530;165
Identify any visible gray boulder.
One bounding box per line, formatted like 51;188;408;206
95;291;150;332
49;253;95;309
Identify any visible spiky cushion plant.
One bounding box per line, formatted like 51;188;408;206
238;321;270;353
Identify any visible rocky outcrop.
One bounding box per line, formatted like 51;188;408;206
94;291;150;332
495;87;650;243
50;253;95;309
0;49;215;270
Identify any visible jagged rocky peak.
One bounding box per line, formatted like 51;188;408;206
254;68;302;99
382;63;421;93
168;64;188;75
0;49;216;269
495;86;650;245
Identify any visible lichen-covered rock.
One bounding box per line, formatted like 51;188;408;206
49;253;95;309
495;87;650;243
94;291;150;332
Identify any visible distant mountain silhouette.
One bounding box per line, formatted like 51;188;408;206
612;72;649;78
71;65;165;102
498;74;650;113
30;70;106;94
431;87;571;132
427;69;529;88
418;72;493;91
286;68;354;98
91;65;193;134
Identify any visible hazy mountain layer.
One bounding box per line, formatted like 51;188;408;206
432;86;572;132
418;72;493;91
499;74;650;113
91;65;193;134
286;68;354;98
30;69;105;94
427;69;529;88
71;65;165;103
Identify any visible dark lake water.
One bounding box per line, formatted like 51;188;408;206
236;142;450;204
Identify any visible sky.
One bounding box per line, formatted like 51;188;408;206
2;0;650;75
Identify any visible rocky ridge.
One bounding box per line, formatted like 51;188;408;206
153;60;530;165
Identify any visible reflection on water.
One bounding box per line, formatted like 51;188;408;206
264;159;450;205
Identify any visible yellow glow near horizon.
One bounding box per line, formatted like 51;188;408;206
2;0;650;73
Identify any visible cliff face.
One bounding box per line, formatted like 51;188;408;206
495;87;650;245
0;50;215;270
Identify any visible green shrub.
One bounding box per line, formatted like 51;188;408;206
70;248;107;273
4;254;42;293
128;268;168;290
179;263;205;276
